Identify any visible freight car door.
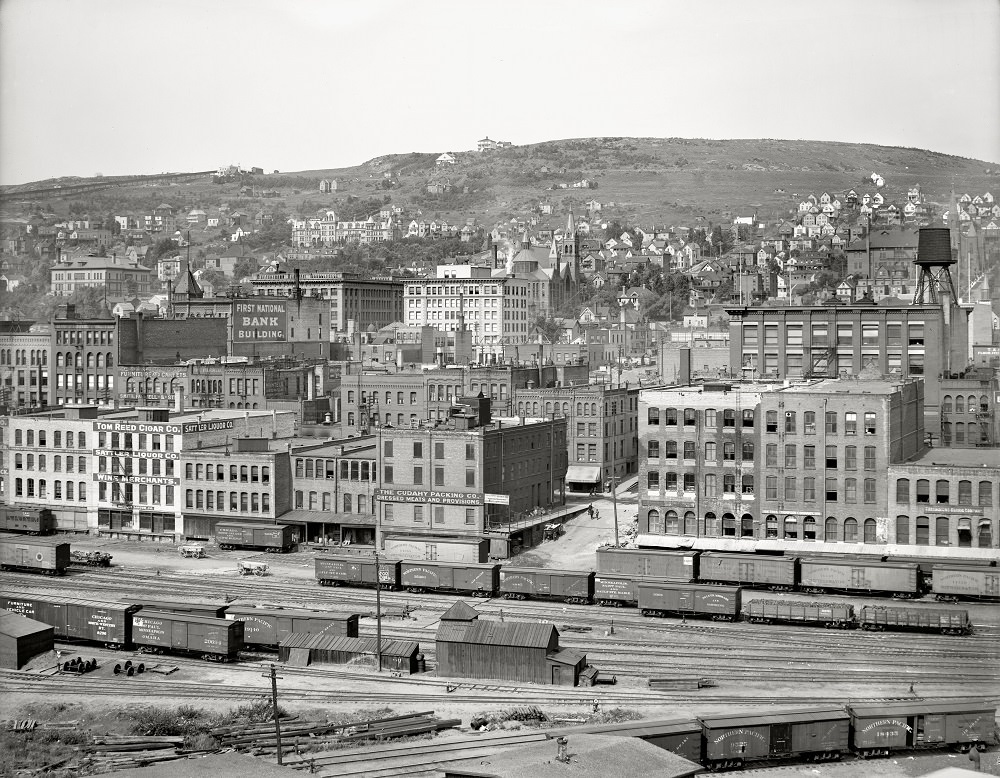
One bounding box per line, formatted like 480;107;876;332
171;620;187;648
739;562;753;583
986;574;1000;597
850;568;869;589
770;723;792;754
921;714;946;744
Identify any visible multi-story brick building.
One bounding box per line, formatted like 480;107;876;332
514;383;639;492
287;436;378;546
249;271;404;334
0;322;49;410
115;362;268;409
889;448;997;549
375;397;567;562
50;315;117;406
50;255;153;298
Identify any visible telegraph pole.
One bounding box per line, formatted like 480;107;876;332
262;664;284;763
374;551;383;672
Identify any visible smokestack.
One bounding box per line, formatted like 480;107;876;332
174;387;183;413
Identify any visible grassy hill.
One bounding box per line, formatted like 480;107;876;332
5;138;998;229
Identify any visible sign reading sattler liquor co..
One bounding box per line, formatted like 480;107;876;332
93;419;236;434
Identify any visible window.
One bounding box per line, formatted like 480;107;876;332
683;473;695;491
979;481;993;507
742;442;754;461
684;408;696;426
705;409;717;427
896;515;909;544
742;410;754;428
784;444;796;469
803;477;815;502
845;477;857;502
665;511;679;534
384;441;393;457
765;476;778;500
843;518;858;542
384;465;393;483
665;472;677;491
384;504;394;522
936;516;950;546
647;508;663;534
804;412;816;434
825;445;837;468
784;412;796;433
723;410;735;428
723;474;736;494
915;515;930;545
683;441;696;460
803;516;817;540
825;477;838;501
825;517;838;542
466;468;475;487
936;479;951;504
766;515;779;538
803;445;815;469
864;412;876;435
664;441;677;459
864;478;876;503
413;466;423;485
916;479;930;503
466;444;475;461
435;467;445;486
647;471;660;490
784;516;797;539
413;505;424;523
765;443;777;466
647;407;660;425
434;442;445;459
765;411;777;433
648;441;660;458
863;446;876;471
784;476;796;500
845;446;857;470
956;395;965;413
704;474;718;497
723;514;736;537
723;442;735;461
664;408;677;426
845;412;857;435
825;411;837;434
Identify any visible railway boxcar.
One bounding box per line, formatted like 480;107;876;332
743;599;854;628
858;605;971;635
315;555;401;588
498;568;593;604
931;564;1000;602
798;558;919;597
0;594;137;647
0;506;54;535
848;700;996;756
124;599;230;618
225;607;359;648
131;609;243;661
595;546;698;580
0;534;70;575
399;561;499;596
638;583;741;621
594;574;643;607
699;708;850;770
549;718;703;763
698;552;796;590
215;522;296;553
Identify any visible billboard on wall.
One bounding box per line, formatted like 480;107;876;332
234;301;287;342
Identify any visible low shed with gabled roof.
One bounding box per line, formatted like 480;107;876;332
0;608;54;669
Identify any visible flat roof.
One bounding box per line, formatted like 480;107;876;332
775;378;908;395
898;447;1000;469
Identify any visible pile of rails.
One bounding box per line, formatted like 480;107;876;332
213;711;460;756
79;735;209;773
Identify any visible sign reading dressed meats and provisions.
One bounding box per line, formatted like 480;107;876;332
94;473;180;486
95;421;183;434
234;301;287;342
375;488;482;506
94;449;180;460
181;419;235;434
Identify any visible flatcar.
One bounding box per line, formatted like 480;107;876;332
0;594;138;648
123;599;230;618
131;609;243;662
399;560;499;596
0;506;55;536
931;564;1000;602
797;558;919;598
698;552;796;591
848;699;994;757
498;568;594;604
225;606;359;649
215;522;297;553
0;534;70;575
743;599;854;629
858;605;971;635
315;555;401;588
699;707;849;770
596;546;697;580
638;582;741;621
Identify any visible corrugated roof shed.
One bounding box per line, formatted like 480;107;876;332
436;620;556;649
280;632;417;658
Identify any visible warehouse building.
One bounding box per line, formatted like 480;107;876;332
0;609;54;669
434;601;588;686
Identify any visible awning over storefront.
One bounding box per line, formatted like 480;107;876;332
565;465;602;484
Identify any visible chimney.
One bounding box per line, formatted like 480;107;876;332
174;386;183;413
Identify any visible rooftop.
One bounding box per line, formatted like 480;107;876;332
775;377;912;396
899;446;1000;470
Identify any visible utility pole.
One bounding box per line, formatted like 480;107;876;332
262;664;284;763
374;551;383;672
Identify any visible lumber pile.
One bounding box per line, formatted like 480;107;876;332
647;677;715;690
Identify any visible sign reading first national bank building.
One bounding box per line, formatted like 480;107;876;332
234;301;287;342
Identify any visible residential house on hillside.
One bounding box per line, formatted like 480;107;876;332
435;153;456;165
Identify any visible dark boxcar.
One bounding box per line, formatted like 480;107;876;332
638;583;741;621
798;558;919;597
849;700;997;756
315;555;401;588
499;568;594;604
0;534;70;575
743;599;854;628
548;718;703;763
215;522;296;552
698;552;796;590
595;546;698;580
931;565;1000;602
225;606;359;647
124;599;229;618
858;605;971;635
0;594;136;647
399;561;499;596
132;609;243;661
0;506;54;535
700;708;850;770
594;574;643;607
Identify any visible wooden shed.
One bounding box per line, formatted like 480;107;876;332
278;633;419;675
0;608;54;669
435;601;587;685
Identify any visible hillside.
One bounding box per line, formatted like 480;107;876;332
4;138;998;228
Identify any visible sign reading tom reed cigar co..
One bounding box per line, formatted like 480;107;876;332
234;301;287;342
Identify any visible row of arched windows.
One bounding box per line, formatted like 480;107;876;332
895;478;993;506
0;349;47;366
941;394;989;414
895;515;991;548
648;407;751;428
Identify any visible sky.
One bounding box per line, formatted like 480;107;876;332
1;0;998;185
